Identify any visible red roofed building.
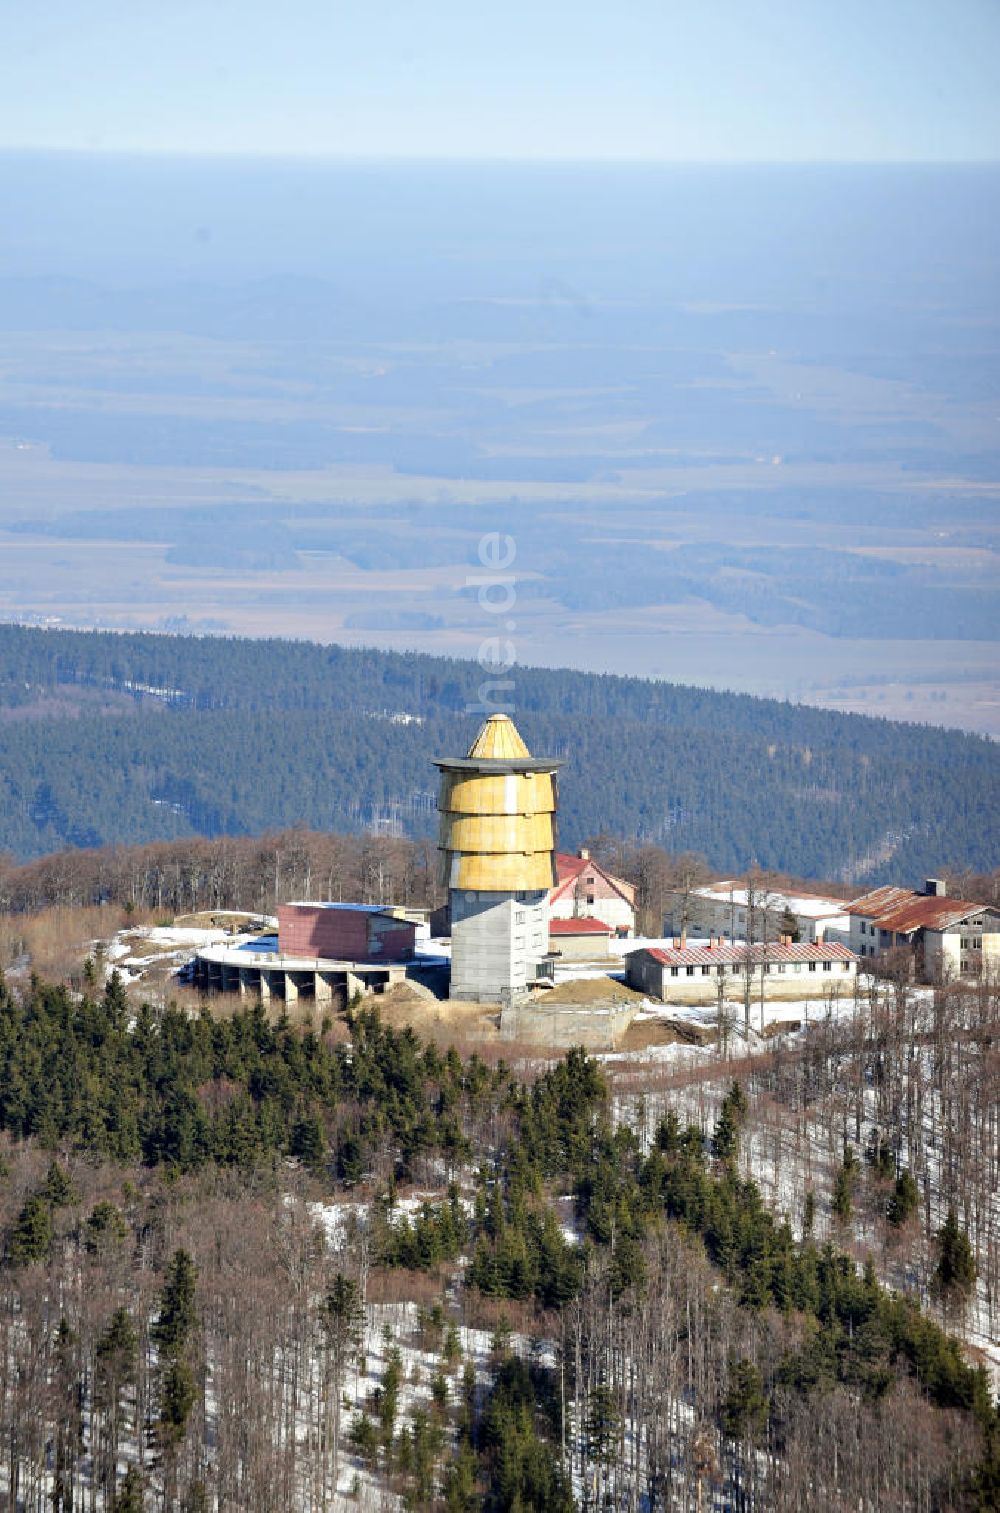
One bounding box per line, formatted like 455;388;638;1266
548;915;614;960
626;939;857;1003
549;849;636;937
848;879;1000;980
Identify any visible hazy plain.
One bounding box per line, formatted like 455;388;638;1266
0;157;997;730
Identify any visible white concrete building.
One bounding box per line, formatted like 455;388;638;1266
848;879;1000;980
666;880;850;945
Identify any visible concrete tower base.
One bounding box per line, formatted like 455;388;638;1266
449;888;548;1004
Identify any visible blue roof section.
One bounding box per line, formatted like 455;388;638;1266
236;935;278;953
284;901;396;914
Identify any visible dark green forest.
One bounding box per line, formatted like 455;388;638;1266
0;972;996;1508
0;625;996;881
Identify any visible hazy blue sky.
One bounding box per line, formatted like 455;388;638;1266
1;0;998;162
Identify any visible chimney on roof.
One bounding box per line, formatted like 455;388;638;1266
578;847;590;860
680;927;687;949
924;878;947;898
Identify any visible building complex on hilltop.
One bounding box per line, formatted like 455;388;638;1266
190;715;994;1012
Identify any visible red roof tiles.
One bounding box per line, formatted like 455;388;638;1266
549;917;612;935
550;852;635;905
635;941;856;969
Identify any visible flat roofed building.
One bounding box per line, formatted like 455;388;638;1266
277;902;416;962
548;916;613;960
848;879;1000;980
666;880;850;945
626;939;857;1004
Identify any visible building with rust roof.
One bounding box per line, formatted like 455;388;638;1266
848;878;1000;980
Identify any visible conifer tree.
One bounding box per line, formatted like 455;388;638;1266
8;1194;52;1265
831;1145;858;1223
721;1358;768;1442
42;1160;78;1207
933;1208;977;1309
113;1465;145;1513
887;1169;919;1227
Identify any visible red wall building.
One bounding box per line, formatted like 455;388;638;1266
277;903;416;962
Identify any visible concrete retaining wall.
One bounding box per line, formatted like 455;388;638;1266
500;1000;637;1050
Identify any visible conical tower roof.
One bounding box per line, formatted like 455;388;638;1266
467;713;530;761
432;712;561;775
435;710;561;892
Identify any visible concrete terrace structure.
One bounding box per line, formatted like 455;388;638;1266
626;939;858;1004
192;934;411;1006
667;880;850;945
435;713;561;1005
848;879;1000;979
548;849;636;936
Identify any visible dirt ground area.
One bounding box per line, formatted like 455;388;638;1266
535;975;646;1007
374;982;501;1045
173;911;270;930
619;1017;715;1052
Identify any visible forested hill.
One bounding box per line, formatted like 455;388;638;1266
0;625;996;880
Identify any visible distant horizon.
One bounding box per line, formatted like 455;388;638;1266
3;0;998;164
3;146;999;168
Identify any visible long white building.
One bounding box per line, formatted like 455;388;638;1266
627;939;858;1004
666;880;850;945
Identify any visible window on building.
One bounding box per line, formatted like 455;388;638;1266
686;965;694;976
701;965;710;976
843;961;851;971
670;966;679;977
808;961;817;971
586;895;595;906
822;961;832;972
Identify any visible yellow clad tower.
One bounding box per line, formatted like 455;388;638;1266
434;713;562;1003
